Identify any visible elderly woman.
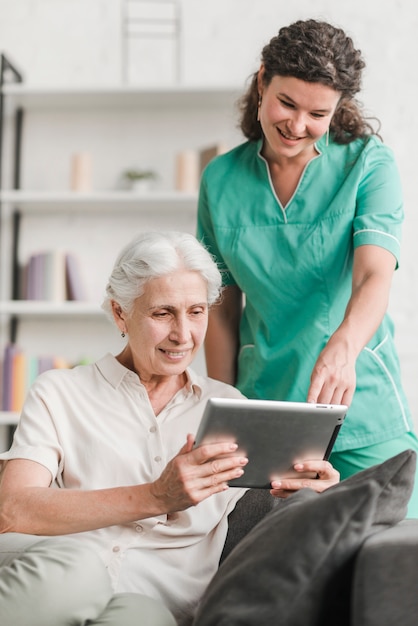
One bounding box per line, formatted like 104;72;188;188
0;231;338;625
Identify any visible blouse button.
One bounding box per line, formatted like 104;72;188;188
149;426;157;433
154;455;162;462
112;545;121;553
135;524;143;533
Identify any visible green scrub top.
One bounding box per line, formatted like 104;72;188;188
197;135;412;452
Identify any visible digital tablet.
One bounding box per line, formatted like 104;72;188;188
194;398;347;488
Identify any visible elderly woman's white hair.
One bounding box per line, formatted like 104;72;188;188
102;231;223;319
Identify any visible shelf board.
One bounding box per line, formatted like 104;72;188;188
1;84;242;110
0;301;105;317
0;411;19;426
0;190;198;212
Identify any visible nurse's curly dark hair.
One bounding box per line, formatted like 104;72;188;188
239;19;380;143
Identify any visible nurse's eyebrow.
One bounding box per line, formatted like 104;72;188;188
278;91;334;114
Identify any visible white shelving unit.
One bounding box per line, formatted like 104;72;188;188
0;190;199;223
0;76;243;443
0;300;103;317
1;84;241;110
0;412;18;426
0;189;198;212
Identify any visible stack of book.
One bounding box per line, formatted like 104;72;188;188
20;251;86;301
1;345;72;412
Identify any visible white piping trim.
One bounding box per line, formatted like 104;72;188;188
257;149;287;223
372;334;389;352
238;343;255;359
354;229;400;246
256;142;322;223
363;346;409;429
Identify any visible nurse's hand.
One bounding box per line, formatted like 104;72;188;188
270;460;339;498
307;335;356;407
308;245;396;407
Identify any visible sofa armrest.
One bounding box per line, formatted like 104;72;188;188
351;519;418;626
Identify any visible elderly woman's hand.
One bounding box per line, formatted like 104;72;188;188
150;434;248;513
270;459;339;498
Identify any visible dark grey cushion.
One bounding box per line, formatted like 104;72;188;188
193;450;416;626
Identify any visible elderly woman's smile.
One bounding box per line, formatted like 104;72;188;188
159;349;190;359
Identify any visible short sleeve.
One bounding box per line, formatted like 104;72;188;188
0;376;63;480
197;172;237;287
353;141;403;266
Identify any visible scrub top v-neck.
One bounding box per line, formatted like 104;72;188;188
197;135;412;452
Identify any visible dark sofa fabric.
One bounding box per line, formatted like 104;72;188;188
193;450;416;626
351;519;418;626
219;487;276;564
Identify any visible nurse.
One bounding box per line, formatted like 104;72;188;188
197;18;418;516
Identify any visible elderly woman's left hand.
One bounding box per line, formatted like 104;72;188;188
270;459;339;498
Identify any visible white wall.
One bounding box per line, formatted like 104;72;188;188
1;0;417;421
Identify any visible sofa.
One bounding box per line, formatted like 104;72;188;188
192;450;418;626
224;490;418;626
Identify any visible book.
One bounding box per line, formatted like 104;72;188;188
27;355;39;388
23;250;83;301
10;348;26;412
1;346;75;412
43;250;67;301
24;253;42;300
1;344;16;410
65;253;86;301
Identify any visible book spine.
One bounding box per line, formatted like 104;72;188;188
1;348;76;412
65;253;86;301
2;344;16;410
44;250;66;301
11;349;26;412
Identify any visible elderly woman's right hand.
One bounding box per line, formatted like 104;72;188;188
270;459;340;498
150;434;248;513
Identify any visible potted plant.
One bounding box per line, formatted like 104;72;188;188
122;168;158;192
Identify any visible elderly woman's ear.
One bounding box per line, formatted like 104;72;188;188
111;300;126;331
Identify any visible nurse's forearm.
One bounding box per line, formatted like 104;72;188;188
334;246;395;355
334;279;388;355
205;323;237;385
205;285;242;385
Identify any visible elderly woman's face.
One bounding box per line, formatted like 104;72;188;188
124;269;209;379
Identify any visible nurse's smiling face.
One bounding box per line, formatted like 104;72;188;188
257;71;341;163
